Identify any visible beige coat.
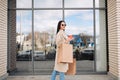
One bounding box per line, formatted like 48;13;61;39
54;30;68;72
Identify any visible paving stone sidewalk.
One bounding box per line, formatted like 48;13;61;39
7;75;114;80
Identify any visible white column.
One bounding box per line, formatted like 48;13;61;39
96;10;107;72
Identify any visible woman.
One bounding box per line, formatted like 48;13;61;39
51;20;72;80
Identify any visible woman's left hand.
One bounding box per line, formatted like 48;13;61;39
65;37;73;43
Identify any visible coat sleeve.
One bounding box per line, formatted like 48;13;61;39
56;34;62;48
56;31;68;47
61;31;68;40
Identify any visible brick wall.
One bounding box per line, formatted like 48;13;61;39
116;0;120;78
0;0;8;78
107;0;120;79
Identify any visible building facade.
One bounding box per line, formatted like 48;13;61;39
107;0;120;79
0;0;8;80
0;0;120;80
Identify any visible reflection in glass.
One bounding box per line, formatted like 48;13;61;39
65;10;94;71
95;10;107;72
95;0;105;8
64;0;93;8
34;10;62;61
34;10;62;73
16;10;32;73
16;10;32;60
17;0;32;8
34;0;62;8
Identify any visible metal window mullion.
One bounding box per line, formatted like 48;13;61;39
93;0;96;72
8;8;106;10
32;0;34;75
63;0;64;20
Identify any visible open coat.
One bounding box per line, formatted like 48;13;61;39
54;30;68;72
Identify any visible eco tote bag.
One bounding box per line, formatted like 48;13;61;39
66;58;76;75
57;43;73;63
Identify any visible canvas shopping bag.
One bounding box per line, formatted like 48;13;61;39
66;58;76;75
57;43;73;63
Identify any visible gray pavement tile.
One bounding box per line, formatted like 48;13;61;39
7;75;113;80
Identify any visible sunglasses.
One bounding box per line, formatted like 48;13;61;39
61;24;66;26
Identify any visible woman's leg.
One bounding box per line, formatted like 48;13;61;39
51;70;58;80
59;72;65;80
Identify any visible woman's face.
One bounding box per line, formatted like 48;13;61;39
60;22;66;30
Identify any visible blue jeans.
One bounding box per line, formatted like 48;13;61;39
51;70;65;80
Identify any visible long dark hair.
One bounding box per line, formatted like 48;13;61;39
56;20;65;34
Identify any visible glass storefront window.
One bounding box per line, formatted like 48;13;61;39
34;10;62;58
34;10;62;73
64;0;93;8
65;10;94;71
16;10;33;73
34;0;62;8
16;0;32;8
